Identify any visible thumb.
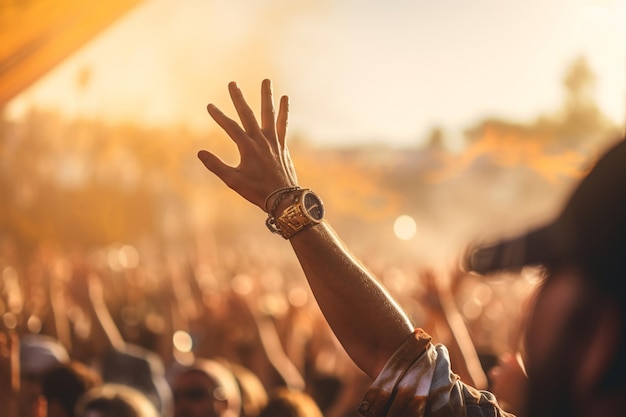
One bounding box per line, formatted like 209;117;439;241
198;150;229;177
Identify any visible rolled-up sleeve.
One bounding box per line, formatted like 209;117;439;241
359;329;514;417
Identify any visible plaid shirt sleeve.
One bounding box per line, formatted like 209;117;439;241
358;329;515;417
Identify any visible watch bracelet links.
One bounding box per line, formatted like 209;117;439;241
265;186;302;237
265;187;315;239
275;209;308;239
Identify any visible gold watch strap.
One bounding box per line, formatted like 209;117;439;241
274;200;312;239
265;189;321;239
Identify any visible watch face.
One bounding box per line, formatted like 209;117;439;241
302;191;324;221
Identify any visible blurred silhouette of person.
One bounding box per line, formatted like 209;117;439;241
101;344;173;417
197;79;626;417
74;383;160;417
41;361;102;417
258;388;323;417
169;358;242;417
67;266;174;417
19;334;70;417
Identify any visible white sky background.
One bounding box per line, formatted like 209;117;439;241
8;0;626;148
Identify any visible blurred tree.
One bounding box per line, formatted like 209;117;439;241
558;55;615;147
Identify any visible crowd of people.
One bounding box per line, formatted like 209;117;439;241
0;228;532;417
0;214;532;417
3;78;624;417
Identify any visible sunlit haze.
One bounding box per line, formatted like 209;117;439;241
7;0;626;148
2;2;626;384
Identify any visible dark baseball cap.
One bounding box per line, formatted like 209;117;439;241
464;135;626;287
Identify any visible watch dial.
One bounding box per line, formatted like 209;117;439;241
303;192;324;221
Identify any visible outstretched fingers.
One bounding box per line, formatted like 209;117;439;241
228;82;262;137
276;94;297;183
276;94;289;148
200;80;298;207
261;79;278;146
206;103;248;146
197;150;236;186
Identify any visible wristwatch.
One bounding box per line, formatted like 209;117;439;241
266;189;324;239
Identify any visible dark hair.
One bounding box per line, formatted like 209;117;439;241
41;361;101;416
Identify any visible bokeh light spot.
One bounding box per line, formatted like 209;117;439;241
288;287;308;308
173;330;193;353
3;313;17;329
27;315;42;333
393;215;417;241
119;244;140;269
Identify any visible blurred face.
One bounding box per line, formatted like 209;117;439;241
173;370;226;417
524;265;588;417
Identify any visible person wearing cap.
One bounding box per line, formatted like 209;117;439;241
74;383;160;417
19;334;71;417
196;79;626;417
169;358;242;417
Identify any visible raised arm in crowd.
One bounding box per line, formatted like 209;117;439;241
198;80;414;378
198;79;626;417
197;80;511;417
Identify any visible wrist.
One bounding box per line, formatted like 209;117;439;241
265;189;325;239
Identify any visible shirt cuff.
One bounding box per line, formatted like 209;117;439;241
358;328;433;417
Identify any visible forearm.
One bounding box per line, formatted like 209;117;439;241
198;79;415;379
290;221;414;379
87;276;126;352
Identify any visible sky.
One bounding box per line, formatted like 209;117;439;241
7;0;626;148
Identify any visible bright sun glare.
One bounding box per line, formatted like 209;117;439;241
6;0;625;148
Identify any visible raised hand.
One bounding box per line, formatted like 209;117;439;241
197;79;297;211
195;79;415;381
